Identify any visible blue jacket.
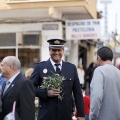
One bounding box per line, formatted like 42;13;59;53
0;74;4;94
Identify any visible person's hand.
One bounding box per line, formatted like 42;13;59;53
47;89;60;97
77;117;85;120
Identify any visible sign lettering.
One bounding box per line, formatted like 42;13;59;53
66;19;101;40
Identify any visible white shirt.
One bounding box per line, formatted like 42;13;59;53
50;58;62;71
4;72;20;93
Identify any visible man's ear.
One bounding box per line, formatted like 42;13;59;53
97;55;101;61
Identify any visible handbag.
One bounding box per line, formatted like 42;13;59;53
4;101;16;120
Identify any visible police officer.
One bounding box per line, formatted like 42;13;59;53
30;38;85;120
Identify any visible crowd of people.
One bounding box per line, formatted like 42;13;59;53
0;38;119;120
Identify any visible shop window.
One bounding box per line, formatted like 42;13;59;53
0;49;15;60
0;33;16;46
23;35;39;45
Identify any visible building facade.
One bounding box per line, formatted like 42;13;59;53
0;0;97;72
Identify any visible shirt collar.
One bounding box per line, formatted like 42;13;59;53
5;72;20;84
50;58;62;67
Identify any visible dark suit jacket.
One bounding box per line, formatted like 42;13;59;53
30;59;84;120
0;73;35;120
0;95;2;113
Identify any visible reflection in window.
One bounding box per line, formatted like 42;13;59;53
0;48;39;73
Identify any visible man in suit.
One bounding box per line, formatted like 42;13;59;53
30;38;85;120
0;56;35;120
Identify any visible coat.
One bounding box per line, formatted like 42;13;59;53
30;59;84;120
0;73;35;120
90;64;120;120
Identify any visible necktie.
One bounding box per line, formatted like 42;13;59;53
55;64;60;74
3;81;10;94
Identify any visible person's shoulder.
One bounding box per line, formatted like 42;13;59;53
64;61;75;66
34;61;47;67
64;62;77;70
18;78;34;91
94;65;108;74
19;77;33;85
94;66;101;72
96;64;112;71
35;61;46;64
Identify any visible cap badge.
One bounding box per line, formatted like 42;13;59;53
54;40;60;44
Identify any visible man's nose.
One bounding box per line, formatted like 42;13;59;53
54;50;60;53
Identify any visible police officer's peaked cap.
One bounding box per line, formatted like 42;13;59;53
47;38;66;49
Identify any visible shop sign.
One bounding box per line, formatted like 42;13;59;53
66;19;101;40
6;0;77;3
100;0;111;3
42;24;58;30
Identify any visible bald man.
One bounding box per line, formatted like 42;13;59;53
0;56;35;120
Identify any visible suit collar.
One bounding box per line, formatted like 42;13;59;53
60;61;68;75
1;72;21;98
46;59;66;75
45;59;55;74
49;58;63;66
6;71;20;85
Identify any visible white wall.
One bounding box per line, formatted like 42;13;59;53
66;40;78;66
0;23;42;33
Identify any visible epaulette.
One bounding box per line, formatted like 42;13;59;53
34;62;40;64
34;61;45;64
65;61;73;65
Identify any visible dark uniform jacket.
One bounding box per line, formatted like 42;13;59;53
0;73;35;120
30;59;84;120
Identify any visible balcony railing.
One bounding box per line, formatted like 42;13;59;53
6;0;85;3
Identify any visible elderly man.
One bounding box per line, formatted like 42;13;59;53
0;56;35;120
30;38;85;120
